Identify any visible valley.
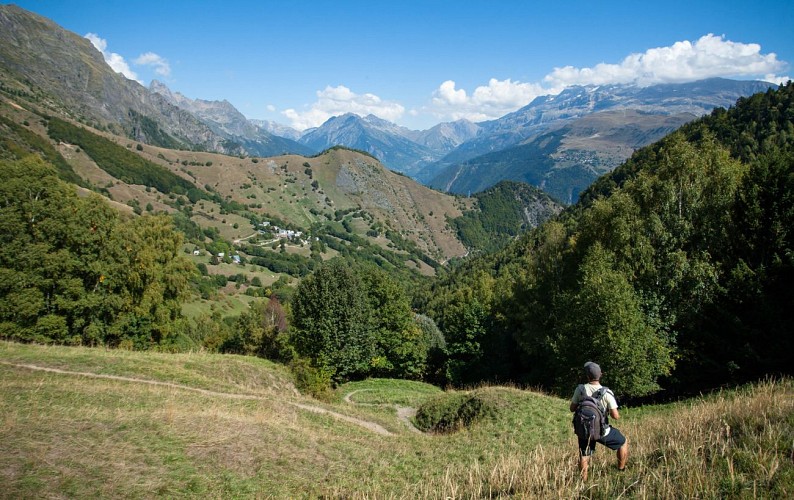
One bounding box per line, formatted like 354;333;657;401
0;3;792;497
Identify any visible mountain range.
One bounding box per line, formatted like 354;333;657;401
0;3;777;209
0;4;567;268
149;80;314;157
146;76;773;204
422;78;775;201
271;78;773;202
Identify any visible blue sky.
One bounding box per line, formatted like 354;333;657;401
10;1;794;131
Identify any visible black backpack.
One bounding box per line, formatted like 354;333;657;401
572;387;610;442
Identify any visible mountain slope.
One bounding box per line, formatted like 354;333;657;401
420;82;794;394
430;110;694;203
0;5;237;154
299;113;442;175
423;79;776;196
150;80;314;157
449;180;563;254
0;83;470;266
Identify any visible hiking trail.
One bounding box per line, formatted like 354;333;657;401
0;361;394;436
343;388;423;434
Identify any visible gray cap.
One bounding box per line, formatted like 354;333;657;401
584;361;601;381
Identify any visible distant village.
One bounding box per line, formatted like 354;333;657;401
257;221;305;242
193;220;309;264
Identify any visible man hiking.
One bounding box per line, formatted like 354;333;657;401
570;361;628;480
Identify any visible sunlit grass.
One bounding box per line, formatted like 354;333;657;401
1;341;791;498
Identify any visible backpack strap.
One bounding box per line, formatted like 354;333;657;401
592;387;610;428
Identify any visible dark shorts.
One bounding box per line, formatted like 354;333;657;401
578;427;626;456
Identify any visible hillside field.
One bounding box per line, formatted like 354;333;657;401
1;341;791;498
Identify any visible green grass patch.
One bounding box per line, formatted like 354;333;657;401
338;378;442;406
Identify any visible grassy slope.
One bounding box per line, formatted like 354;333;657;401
0;97;469;264
1;341;792;498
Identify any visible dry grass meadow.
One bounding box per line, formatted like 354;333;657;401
1;340;791;498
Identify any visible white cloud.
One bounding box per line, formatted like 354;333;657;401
764;74;792;85
85;33;141;83
134;52;171;77
283;85;405;131
430;78;546;122
544;34;786;88
427;34;787;124
266;104;276;112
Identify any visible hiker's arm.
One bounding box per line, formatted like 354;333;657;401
609;408;620;419
569;386;582;412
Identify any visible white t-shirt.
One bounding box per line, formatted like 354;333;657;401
571;383;618;436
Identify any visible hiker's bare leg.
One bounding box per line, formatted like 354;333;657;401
617;442;628;470
579;455;590;480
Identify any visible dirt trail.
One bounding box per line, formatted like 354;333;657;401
343;389;423;434
0;361;393;436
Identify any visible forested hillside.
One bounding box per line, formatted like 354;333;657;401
417;82;793;397
449;180;562;254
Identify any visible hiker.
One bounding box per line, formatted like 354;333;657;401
569;361;628;480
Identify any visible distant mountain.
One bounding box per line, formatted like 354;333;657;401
425;78;776;199
0;4;239;154
259;80;771;191
430;110;695;203
250;119;302;141
150;81;314;157
437;78;776;168
413;119;482;154
298;113;442;175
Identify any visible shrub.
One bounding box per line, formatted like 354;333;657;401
414;390;505;433
290;358;333;401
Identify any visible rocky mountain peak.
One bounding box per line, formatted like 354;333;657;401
148;79;312;156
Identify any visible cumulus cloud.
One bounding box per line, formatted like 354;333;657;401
764;74;792;85
430;78;546;122
544;34;786;88
85;33;140;83
134;52;171;77
428;34;787;124
283;85;405;131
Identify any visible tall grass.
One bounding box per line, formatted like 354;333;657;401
1;341;791;498
344;378;793;498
